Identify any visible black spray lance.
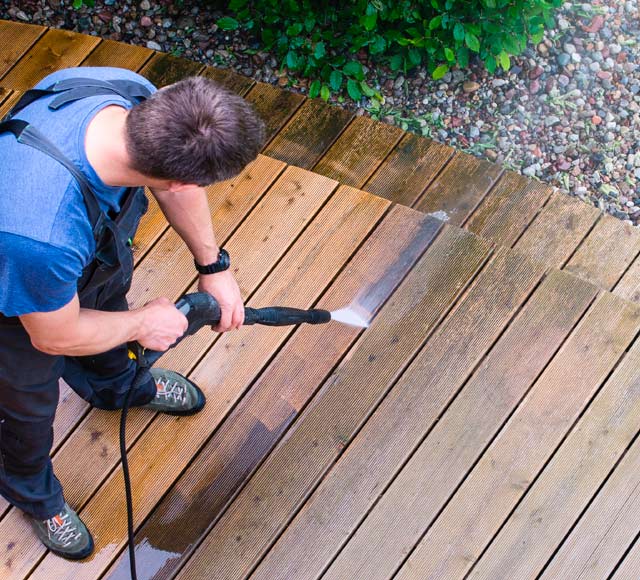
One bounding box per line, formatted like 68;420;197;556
122;293;334;579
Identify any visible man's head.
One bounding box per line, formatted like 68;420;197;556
124;76;265;188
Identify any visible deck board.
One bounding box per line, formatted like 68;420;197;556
0;20;45;79
81;39;153;70
611;538;640;579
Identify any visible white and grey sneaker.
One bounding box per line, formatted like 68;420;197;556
140;368;206;416
30;503;94;560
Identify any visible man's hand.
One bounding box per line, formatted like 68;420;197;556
137;297;189;351
198;270;244;332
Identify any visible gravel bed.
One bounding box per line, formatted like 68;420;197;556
2;0;640;224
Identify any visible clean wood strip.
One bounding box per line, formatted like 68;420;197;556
201;64;255;95
104;205;439;579
565;214;640;290
0;87;12;107
272;269;593;580
176;226;493;580
29;183;379;580
413;151;503;226
138;52;204;87
245;82;305;146
258;247;556;580
0;161;307;580
81;38;152;70
468;324;640;578
397;292;640;580
0;20;45;79
0;89;20;116
363;132;454;207
0;28;100;90
263;98;354;169
542;434;640;579
611;538;640;579
128;155;286;310
312;115;404;188
514;191;600;269
466;171;553;246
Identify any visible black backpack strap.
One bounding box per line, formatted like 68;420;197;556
0;119;105;234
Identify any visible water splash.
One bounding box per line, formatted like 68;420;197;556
331;307;370;328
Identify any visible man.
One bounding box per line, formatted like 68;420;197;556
0;66;265;559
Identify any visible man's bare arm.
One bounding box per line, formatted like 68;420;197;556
20;294;187;356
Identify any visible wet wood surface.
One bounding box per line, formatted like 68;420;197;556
3;20;640;580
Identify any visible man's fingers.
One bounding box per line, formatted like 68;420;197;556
232;304;245;330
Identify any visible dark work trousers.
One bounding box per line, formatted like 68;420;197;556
0;260;157;520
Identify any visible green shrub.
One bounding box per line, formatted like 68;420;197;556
220;0;562;100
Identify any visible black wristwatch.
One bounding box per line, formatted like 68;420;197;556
194;248;230;275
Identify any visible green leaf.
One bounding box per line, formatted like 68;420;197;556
389;53;403;71
228;0;248;9
485;54;497;73
360;80;375;97
347;79;363;101
429;15;442;30
330;70;343;91
314;41;326;60
369;35;386;54
363;12;377;31
217;17;239;31
499;50;511;71
286;51;299;70
343;60;365;81
320;84;330;102
73;0;82;7
309;79;321;99
287;23;303;36
465;32;480;52
304;16;316;33
432;64;449;80
444;47;455;62
453;22;465;42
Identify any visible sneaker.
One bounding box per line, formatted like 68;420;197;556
30;503;94;560
140;368;206;416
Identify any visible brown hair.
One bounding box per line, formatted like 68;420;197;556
125;76;265;186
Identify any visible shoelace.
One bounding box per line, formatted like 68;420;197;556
46;513;81;547
155;377;187;404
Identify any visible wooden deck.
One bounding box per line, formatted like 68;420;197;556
2;19;640;580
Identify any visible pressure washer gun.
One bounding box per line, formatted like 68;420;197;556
128;292;332;366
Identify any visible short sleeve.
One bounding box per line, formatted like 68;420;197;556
0;233;84;316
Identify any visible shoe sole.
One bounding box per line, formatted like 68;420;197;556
48;533;94;561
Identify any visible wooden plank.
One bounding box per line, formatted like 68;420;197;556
201;65;255;96
262;98;354;169
138;52;204;88
258;250;568;580
0;28;100;90
364;132;454;207
611;540;640;580
614;253;640;304
176;226;493;580
542;436;640;579
565;214;640;289
104;205;440;579
0;87;11;108
466;171;553;247
264;270;595;578
514;191;600;269
413;151;503;226
312;115;404;188
396;292;640;580
245;82;305;146
28;181;379;580
81;39;152;70
0;20;45;79
0;89;21;117
467;322;640;578
0;160;300;580
128;155;286;310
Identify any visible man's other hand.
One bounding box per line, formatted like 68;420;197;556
197;270;244;332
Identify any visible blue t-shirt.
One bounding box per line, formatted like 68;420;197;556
0;67;157;316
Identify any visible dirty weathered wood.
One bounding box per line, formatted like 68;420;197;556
312;115;404;188
81;38;152;70
263;98;354;169
0;28;99;90
138;52;204;87
176;226;492;580
399;292;640;580
201;64;255;96
413;151;503;226
0;20;45;79
364;132;453;207
514;191;600;269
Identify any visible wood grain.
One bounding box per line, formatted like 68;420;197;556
0;20;45;79
398;292;640;580
176;226;492;580
312;115;404;188
81;39;152;70
414;151;503;226
263;98;353;168
364;132;454;207
515;191;600;269
138;52;204;87
0;28;100;90
201;64;255;96
611;538;640;579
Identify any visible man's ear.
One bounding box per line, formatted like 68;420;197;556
166;181;200;193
